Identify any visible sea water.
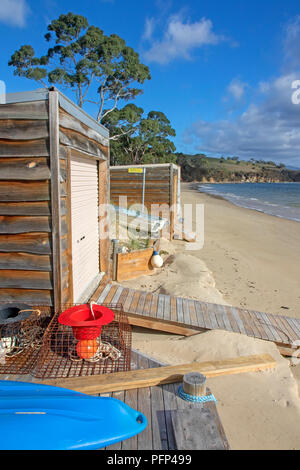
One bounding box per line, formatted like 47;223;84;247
198;182;300;222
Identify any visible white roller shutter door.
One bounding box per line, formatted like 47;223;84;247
70;155;100;303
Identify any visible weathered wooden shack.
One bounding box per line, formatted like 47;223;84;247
0;88;110;311
110;163;181;239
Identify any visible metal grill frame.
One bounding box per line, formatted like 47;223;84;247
33;303;132;380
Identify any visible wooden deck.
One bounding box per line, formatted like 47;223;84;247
1;349;230;450
95;282;300;348
101;350;230;450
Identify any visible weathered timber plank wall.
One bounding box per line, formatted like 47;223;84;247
0;91;110;310
0;99;54;305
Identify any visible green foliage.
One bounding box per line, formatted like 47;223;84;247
9;12;151;123
103;105;176;165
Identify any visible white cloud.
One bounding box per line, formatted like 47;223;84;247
227;78;248;101
143;17;156;41
0;0;30;27
143;14;226;64
283;15;300;68
185;73;300;165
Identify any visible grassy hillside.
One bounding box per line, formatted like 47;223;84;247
176;153;300;183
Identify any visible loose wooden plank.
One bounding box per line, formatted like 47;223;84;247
0;252;52;271
126;314;199;337
41;354;276;394
171;408;227;450
0;181;50;201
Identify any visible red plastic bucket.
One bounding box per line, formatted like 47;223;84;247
58;304;114;341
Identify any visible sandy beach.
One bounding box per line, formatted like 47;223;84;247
118;182;300;450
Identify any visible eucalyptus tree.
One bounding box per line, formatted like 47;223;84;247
102;104;176;165
9;12;151;123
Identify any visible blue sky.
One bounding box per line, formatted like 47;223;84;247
1;0;300;165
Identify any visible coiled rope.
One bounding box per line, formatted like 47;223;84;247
177;385;217;404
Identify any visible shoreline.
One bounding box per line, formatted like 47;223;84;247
193;181;300;223
181;182;300;317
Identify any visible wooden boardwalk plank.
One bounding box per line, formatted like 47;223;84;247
94;282;300;348
110;285;124;304
122;288;135;312
253;311;277;342
274;315;299;343
164;295;171;321
142;292;153;317
224;305;242;334
195;301;209;329
182;298;191;325
230;307;247;335
176;297;184;324
104;284;118;304
188;299;199;328
96;283;112;303
170;296;177;323
136;291;147;315
206;302;219;330
157;294;166;320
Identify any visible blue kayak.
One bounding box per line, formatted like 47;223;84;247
0;380;147;450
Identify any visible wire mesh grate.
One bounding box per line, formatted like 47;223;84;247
0;304;52;376
33;303;132;379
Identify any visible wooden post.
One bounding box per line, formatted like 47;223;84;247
169;164;174;240
183;372;207;397
49;90;62;311
112;239;118;281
